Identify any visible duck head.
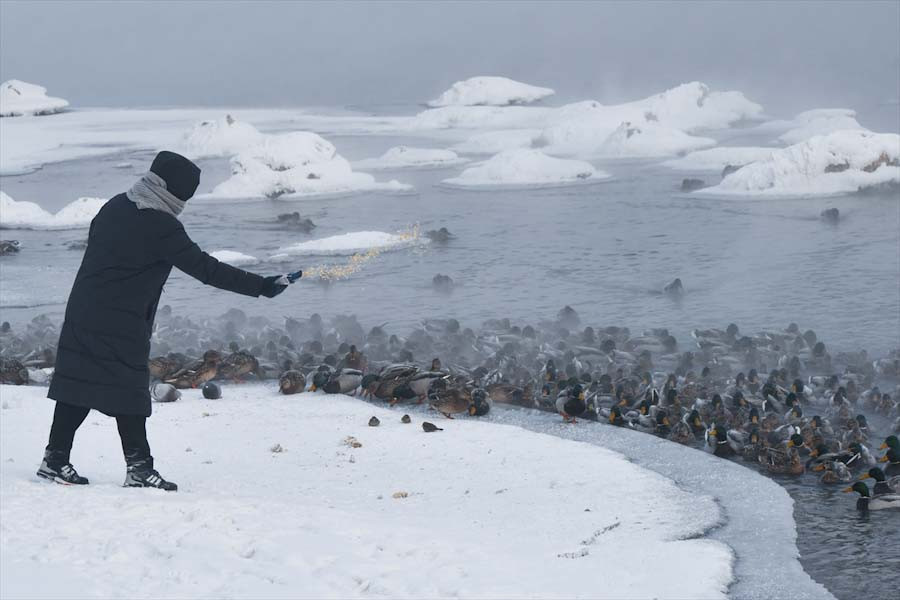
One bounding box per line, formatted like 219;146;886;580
860;467;886;482
787;434;805;449
843;481;870;497
880;435;899;451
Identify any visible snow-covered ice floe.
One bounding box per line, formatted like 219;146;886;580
662;146;777;171
209;250;260;267
0;80;69;117
536;82;759;157
442;148;610;188
0;384;733;599
202;130;412;200
177;114;266;158
353;146;467;169
451;129;542;155
269;230;425;261
428;76;555;107
754;109;866;145
0;191;104;230
698;130;900;197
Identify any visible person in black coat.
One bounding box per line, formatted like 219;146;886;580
38;151;291;491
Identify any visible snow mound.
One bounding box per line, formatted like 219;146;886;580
537;83;761;157
412;104;551;130
663;146;777;171
0;192;105;230
442;148;609;188
0;80;69;117
209;250;260;266
777;109;866;145
353;146;466;169
0;384;732;599
594;121;715;158
699;130;900;197
206;131;412;200
428;76;555;107
452;129;541;155
178;115;265;158
270;230;424;260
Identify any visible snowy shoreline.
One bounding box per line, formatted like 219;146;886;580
1;384;733;599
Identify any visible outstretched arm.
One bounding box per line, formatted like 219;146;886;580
157;221;265;297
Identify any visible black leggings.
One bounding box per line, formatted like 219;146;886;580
46;401;152;468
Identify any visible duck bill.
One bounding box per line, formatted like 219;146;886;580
310;385;317;392
879;442;888;449
859;473;872;480
842;486;853;493
811;464;825;472
879;455;889;463
468;406;477;416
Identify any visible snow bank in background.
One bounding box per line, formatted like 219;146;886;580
537;83;761;156
452;129;541;154
209;250;260;266
0;80;69;117
442;148;609;187
663;146;776;171
206;131;411;200
594;121;715;158
0;192;104;230
699;130;900;197
1;385;732;599
777;109;866;144
271;230;423;259
412;104;551;130
178;115;265;158
353;146;466;169
428;76;555;107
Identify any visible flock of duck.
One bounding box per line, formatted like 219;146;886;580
2;305;898;511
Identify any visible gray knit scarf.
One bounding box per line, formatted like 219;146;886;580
126;171;185;217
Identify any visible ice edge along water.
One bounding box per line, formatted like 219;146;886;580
2;384;733;600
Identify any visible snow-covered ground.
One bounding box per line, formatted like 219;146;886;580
442;149;609;188
662;146;776;171
0;384;733;599
270;230;425;261
0;191;104;230
428;76;555;107
353;146;466;169
0;80;69;117
699;130;900;197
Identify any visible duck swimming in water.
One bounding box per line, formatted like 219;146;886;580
843;481;900;512
859;467;900;495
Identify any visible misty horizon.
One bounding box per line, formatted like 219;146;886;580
1;0;899;128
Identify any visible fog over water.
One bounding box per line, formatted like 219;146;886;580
1;1;899;129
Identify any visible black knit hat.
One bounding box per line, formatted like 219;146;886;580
149;151;201;201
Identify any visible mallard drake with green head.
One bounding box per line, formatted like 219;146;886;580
843;481;900;511
859;467;900;495
323;368;363;395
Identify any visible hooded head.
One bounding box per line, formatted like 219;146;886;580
150;151;201;201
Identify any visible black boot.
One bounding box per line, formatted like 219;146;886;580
123;456;177;491
36;451;89;485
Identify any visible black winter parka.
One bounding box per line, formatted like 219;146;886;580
48;194;265;416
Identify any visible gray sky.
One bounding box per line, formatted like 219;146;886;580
1;1;898;126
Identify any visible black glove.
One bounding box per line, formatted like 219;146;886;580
260;275;288;298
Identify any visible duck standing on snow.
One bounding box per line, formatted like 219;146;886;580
40;151;294;490
556;383;586;423
279;370;306;395
428;379;473;419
